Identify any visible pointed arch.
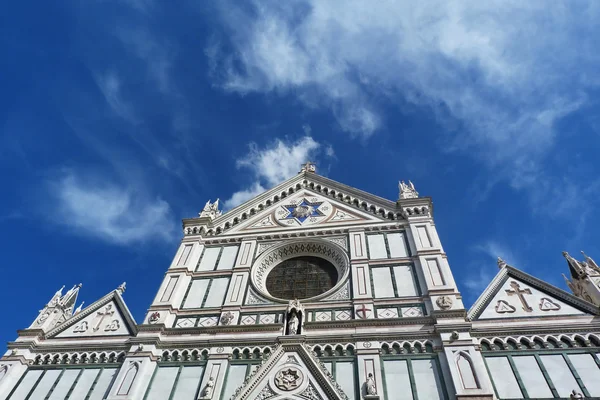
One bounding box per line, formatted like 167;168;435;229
456;352;480;390
117;361;139;395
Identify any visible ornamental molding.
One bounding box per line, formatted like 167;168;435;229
251;239;350;304
321;283;350;301
228;340;349;400
467;266;599;321
183;174;411;237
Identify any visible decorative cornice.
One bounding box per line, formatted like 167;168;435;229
183;174;410;237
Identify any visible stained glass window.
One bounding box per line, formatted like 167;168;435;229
266;256;337;300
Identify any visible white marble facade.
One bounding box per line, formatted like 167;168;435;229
2;164;600;400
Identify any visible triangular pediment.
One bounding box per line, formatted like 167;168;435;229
468;266;599;321
184;172;407;237
225;189;387;235
47;290;137;339
230;337;349;400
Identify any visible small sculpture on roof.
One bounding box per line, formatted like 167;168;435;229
300;161;316;173
398;180;418;199
200;199;222;219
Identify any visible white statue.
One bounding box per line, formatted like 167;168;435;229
570;389;584;399
288;312;299;335
203;377;215;398
365;373;377;395
398;180;418;199
199;199;222;219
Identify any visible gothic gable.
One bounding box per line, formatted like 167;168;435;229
229;338;349;400
183;172;407;237
224;189;386;235
468;266;598;321
47;290;137;339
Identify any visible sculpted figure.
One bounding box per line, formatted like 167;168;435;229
203;377;215;398
288;312;299;335
365;373;377;395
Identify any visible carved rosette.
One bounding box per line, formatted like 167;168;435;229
274;367;304;391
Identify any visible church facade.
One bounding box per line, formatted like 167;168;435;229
1;163;599;400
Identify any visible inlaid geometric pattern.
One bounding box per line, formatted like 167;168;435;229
259;314;276;324
315;311;332;322
377;308;399;319
334;310;352;321
197;316;219;327
241;315;258;325
401;307;423;318
175;318;196;328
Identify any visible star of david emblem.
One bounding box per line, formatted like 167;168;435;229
281;198;324;224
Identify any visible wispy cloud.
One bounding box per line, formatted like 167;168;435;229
462;240;524;295
223;136;329;208
94;71;137;124
47;172;176;245
209;1;600;214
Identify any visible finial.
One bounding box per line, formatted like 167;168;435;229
74;302;85;315
199;199;222;219
398;180;419;199
300;161;316;174
497;257;507;269
117;282;126;294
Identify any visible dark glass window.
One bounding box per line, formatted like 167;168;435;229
266;256;338;300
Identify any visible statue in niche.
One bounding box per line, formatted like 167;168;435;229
202;376;215;398
284;299;304;335
288;312;299;335
365;373;377;395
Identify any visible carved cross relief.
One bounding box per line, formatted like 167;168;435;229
505;281;533;312
93;304;115;332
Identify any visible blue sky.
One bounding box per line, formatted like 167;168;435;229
1;1;599;347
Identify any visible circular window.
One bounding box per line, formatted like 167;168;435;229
265;256;338;300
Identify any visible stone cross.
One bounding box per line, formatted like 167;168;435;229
93;305;115;332
506;281;533;312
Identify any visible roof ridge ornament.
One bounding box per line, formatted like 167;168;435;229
497;257;508;269
300;161;316;174
117;282;126;294
398;180;418;200
199;199;222;219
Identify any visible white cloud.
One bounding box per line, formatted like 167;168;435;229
223;136;327;209
210;1;600;212
474;240;523;270
463;267;494;294
49;172;176;245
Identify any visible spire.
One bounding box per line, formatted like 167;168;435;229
299;161;316;174
60;284;82;310
48;285;65;307
73;301;85;315
581;251;600;272
199;199;222;219
398;180;419;199
117;282;126;294
563;251;585;278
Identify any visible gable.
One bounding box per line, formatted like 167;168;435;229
224;189;387;235
47;292;136;339
230;339;349;400
468;267;598;321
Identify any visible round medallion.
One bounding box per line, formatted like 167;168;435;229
274;367;304;391
363;341;372;348
216;347;224;353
